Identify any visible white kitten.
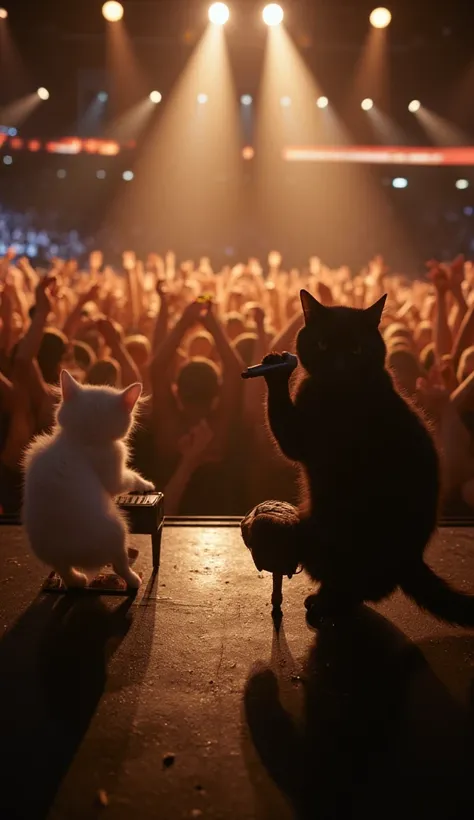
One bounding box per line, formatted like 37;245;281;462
23;370;155;589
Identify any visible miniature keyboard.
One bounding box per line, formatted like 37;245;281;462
116;492;165;569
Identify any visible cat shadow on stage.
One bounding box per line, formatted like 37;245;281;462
0;594;134;820
243;607;474;820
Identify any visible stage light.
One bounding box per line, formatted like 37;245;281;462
149;90;162;104
37;87;50;101
280;96;291;107
242;146;255;160
98;91;108;103
369;7;391;28
408;99;420;113
456;179;469;190
96;169;106;179
392;177;408;189
7;127;17;136
361;98;374;111
3;155;12;165
57;169;67;179
263;4;284;27
316;96;329;109
241;94;253;106
0;8;8;19
197;93;208;104
122;170;134;181
102;1;123;22
208;3;230;25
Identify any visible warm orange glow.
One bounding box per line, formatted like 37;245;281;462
242;146;255;160
0;8;8;19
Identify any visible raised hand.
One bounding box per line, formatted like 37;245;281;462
178;420;216;468
426;260;450;295
80;281;101;305
181;299;208;328
34;275;56;316
96;317;122;347
449;254;465;297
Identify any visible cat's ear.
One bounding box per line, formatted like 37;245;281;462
300;289;326;324
121;382;142;413
364;294;387;326
60;370;80;402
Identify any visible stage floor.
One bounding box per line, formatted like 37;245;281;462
1;524;474;820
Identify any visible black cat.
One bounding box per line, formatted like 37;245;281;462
262;289;474;625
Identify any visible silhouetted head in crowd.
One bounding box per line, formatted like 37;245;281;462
224;312;245;341
414;320;433;353
73;341;96;372
384;322;413;349
125;335;151;370
175;357;221;421
233;333;257;367
387;348;423;397
86;357;121;388
38;329;68;385
187;331;215;360
420;343;435;374
457;346;474;384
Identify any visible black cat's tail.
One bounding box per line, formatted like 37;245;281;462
400;561;474;626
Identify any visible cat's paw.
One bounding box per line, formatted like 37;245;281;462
261;351;296;382
262;352;288;367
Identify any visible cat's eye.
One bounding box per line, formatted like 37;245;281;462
318;341;328;351
353;345;362;355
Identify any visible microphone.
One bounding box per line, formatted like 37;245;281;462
241;353;298;380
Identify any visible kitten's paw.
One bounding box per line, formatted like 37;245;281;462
63;570;88;588
126;570;142;590
131;476;155;493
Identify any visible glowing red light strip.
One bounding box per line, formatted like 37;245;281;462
283;146;474;165
0;137;135;155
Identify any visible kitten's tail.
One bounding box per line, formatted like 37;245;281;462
400;561;474;627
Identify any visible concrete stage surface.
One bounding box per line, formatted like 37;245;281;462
1;523;474;820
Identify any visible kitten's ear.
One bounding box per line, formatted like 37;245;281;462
122;382;142;413
60;370;80;402
300;289;326;324
365;294;387;326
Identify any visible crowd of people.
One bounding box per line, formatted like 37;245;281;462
0;206;91;262
1;245;474;517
